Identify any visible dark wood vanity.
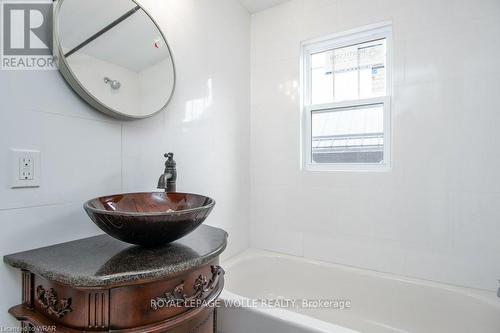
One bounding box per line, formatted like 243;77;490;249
4;225;227;333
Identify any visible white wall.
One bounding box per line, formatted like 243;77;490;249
250;0;500;291
0;0;250;326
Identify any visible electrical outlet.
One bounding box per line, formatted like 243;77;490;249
11;149;41;188
19;157;34;180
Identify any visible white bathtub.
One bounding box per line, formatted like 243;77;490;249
218;249;500;333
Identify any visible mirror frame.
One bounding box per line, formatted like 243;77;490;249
53;0;176;120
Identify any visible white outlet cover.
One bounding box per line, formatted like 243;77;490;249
10;149;41;188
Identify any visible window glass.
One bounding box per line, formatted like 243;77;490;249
311;104;384;164
310;39;386;105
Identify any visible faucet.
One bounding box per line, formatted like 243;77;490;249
157;153;177;192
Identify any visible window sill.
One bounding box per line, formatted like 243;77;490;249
303;163;392;172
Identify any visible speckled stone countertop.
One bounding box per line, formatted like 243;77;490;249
3;225;227;288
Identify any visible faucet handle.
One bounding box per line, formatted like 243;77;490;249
158;152;177;192
164;152;176;167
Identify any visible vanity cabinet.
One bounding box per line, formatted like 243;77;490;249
4;225;227;333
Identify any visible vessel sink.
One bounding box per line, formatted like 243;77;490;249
84;192;215;247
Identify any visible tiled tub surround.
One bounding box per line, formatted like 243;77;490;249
219;249;500;333
249;0;500;291
0;0;250;326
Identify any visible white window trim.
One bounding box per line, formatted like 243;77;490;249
301;22;393;172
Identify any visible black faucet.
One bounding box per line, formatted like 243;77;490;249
157;153;177;192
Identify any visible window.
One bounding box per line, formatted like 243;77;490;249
302;23;392;171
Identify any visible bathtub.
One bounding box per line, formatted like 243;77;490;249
217;249;500;333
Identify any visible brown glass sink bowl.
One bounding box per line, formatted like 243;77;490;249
84;192;215;247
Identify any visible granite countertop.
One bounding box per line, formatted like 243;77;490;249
4;225;228;288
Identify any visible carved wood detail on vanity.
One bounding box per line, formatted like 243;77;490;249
21;271;34;308
10;261;224;332
36;285;73;318
109;262;224;330
151;266;224;310
86;291;109;329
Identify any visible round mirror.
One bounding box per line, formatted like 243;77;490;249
53;0;176;120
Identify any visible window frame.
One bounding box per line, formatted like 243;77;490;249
301;22;393;172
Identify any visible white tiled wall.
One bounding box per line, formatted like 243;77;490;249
250;0;500;291
0;0;250;325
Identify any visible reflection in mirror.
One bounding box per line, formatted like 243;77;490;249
55;0;175;119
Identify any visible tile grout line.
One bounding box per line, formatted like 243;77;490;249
120;125;124;193
120;124;125;193
0;201;76;212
